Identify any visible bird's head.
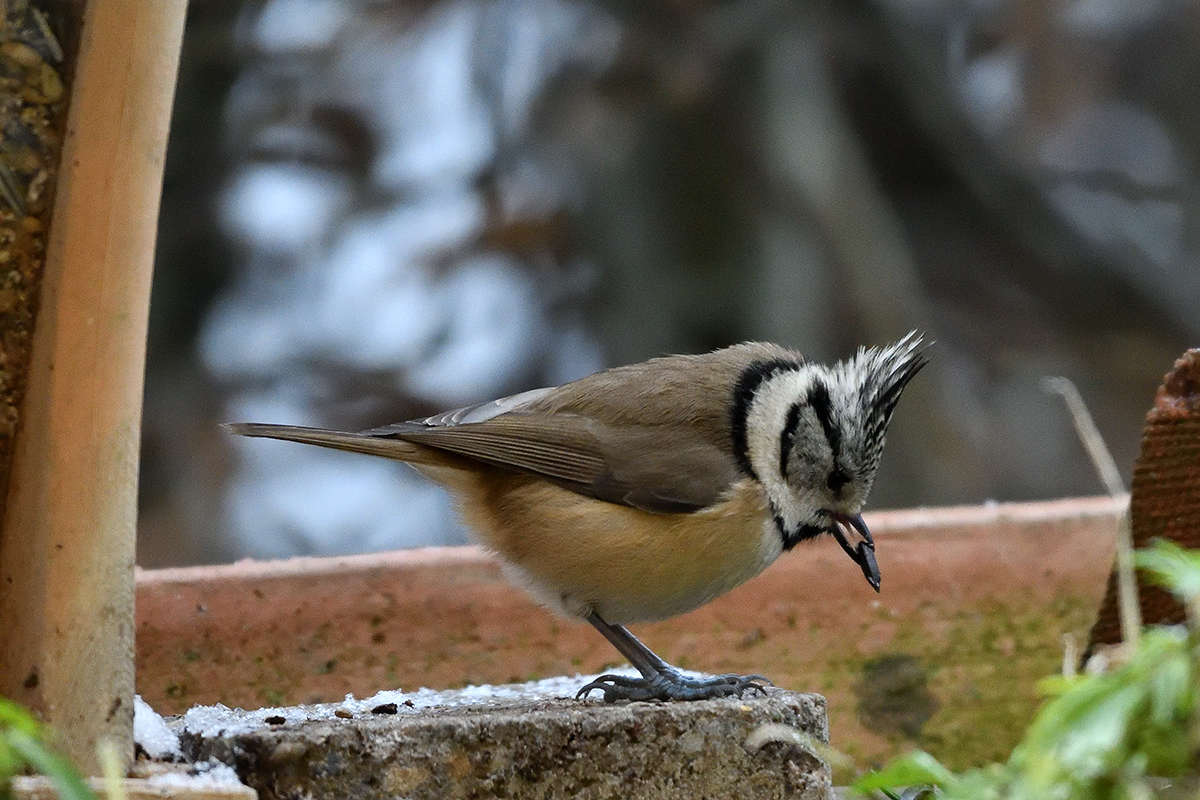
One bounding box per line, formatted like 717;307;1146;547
740;332;929;591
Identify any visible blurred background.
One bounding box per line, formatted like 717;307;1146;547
138;0;1198;567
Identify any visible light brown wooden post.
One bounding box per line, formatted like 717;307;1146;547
0;0;188;776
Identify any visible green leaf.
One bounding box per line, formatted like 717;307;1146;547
1036;674;1086;697
853;751;955;794
1147;649;1192;726
6;731;96;800
1136;541;1200;605
0;699;41;738
945;767;1008;800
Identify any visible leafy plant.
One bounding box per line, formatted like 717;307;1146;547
0;698;96;800
853;540;1200;800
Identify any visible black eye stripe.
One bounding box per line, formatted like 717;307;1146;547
827;468;851;493
806;382;840;463
778;401;802;479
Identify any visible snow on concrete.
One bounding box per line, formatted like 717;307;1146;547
144;760;246;790
177;670;645;739
134;695;182;760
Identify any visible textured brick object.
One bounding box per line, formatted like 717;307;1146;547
178;684;831;800
1089;349;1200;650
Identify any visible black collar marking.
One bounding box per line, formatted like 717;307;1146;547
730;358;802;482
770;503;826;551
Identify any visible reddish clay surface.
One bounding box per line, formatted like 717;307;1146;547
137;496;1119;710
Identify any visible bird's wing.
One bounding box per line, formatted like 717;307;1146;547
407;387;557;427
373;413;739;513
367;343;801;513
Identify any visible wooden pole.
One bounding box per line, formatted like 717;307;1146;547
0;0;187;776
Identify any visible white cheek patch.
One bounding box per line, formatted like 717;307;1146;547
743;368;827;528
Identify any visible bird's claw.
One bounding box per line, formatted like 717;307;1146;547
576;669;771;702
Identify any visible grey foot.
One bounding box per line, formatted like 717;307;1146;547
576;669;771;702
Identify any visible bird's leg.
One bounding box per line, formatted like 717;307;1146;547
576;612;770;702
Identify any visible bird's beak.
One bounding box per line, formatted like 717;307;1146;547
831;513;880;592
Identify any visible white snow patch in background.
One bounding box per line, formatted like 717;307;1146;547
404;255;546;405
316;195;486;371
204;0;613;557
134;695;182;760
960;47;1024;134
497;0;621;137
226;439;467;557
357;2;496;192
1039;101;1181;188
253;0;353;52
1061;0;1167;36
199;290;315;378
219;164;351;257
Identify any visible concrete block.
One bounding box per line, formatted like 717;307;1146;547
177;678;832;800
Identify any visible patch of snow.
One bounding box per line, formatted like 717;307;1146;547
351;2;496;192
959;46;1024;134
218;164;351;258
1061;0;1168;36
483;0;621;138
403;255;547;405
1040;101;1181;189
252;0;353;53
134;696;182;760
225;433;467;557
145;760;244;789
177;670;647;739
203;0;614;558
315;195;487;372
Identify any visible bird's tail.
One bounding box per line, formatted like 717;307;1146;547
224;422;439;465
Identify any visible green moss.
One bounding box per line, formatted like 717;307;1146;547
819;592;1097;783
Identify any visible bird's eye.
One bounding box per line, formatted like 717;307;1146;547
827;468;851;493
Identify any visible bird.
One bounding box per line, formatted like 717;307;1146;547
226;332;928;702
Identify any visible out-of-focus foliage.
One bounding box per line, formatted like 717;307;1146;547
853;540;1200;800
0;697;95;800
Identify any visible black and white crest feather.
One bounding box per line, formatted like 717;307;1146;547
846;331;929;479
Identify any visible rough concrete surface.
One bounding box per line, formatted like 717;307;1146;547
177;679;832;800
